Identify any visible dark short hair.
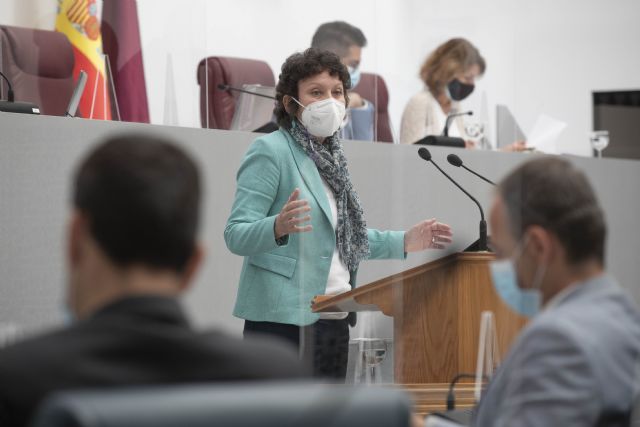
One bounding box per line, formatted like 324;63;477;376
73;134;201;272
498;156;606;265
274;48;350;129
311;21;367;58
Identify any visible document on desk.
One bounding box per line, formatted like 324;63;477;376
527;114;567;154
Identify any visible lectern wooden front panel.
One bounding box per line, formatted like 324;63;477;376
312;252;528;384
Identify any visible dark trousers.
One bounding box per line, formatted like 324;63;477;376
244;319;350;381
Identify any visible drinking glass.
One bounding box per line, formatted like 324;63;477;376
465;121;490;149
589;130;610;158
353;338;388;384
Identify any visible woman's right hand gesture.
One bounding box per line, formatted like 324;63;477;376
274;188;313;239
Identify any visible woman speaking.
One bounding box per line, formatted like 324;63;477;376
225;48;453;380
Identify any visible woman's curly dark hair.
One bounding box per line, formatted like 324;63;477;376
274;48;351;129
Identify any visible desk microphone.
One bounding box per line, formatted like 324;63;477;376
446;373;489;410
415;135;465;148
0;70;15;102
443;110;473;136
447;154;496;186
217;83;275;100
418;147;487;251
0;70;40;115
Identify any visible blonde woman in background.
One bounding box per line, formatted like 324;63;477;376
400;38;526;151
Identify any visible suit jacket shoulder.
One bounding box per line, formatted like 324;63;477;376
247;129;292;157
472;275;640;427
0;297;306;427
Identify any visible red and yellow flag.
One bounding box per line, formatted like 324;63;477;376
56;0;112;120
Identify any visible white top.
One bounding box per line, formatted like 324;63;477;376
399;88;466;144
432;96;462;138
319;178;351;320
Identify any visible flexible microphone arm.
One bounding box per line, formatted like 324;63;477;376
0;70;15;102
447;154;496;186
418;147;488;251
217;84;275;100
447;373;489;410
418;148;485;221
443;110;473;136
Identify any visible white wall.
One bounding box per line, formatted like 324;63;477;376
2;0;640;155
510;0;640;156
0;0;57;31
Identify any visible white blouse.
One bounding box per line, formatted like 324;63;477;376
319;178;351;320
399;88;466;144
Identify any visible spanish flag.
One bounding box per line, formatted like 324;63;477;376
55;0;112;120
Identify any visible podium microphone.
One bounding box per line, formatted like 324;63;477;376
418;147;488;251
443;110;472;136
217;84;275;100
447;154;496;186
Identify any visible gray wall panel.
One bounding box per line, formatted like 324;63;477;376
1;114;638;340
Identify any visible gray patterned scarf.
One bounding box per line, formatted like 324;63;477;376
288;122;370;271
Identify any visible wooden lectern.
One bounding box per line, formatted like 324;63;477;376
312;252;527;384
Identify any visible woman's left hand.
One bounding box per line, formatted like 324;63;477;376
501;140;527;152
404;218;453;252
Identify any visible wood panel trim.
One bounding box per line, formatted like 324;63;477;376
312;252;495;313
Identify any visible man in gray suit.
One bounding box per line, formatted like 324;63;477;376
472;156;640;426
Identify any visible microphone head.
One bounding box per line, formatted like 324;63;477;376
418;147;432;161
467;111;473;116
217;83;228;91
447;154;463;167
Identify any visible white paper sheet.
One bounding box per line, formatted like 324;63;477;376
527;114;567;154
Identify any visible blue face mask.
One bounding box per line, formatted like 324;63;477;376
348;66;361;89
489;259;542;318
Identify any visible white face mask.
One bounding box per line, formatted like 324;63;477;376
292;97;345;138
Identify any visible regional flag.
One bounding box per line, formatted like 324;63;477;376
102;0;150;123
55;0;112;120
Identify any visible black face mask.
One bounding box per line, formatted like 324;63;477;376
447;79;474;101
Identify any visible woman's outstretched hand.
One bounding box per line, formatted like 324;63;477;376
274;188;313;239
404;218;453;252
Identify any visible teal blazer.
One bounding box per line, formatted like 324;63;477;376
224;129;406;326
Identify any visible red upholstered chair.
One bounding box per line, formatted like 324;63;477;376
0;25;76;116
352;72;394;143
197;56;275;130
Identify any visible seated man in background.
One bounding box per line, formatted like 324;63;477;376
311;21;375;141
0;135;306;427
472;157;640;426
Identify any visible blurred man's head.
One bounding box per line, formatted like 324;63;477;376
67;134;203;319
311;21;367;74
490;157;606;303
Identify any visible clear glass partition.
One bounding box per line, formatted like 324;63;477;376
1;0;640;398
0;0;635;152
